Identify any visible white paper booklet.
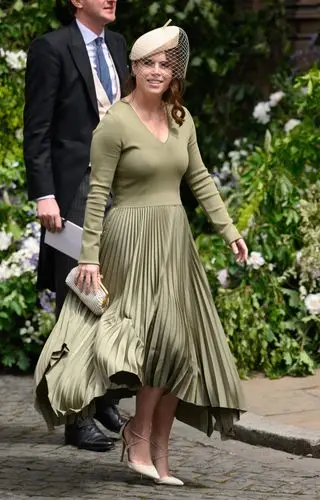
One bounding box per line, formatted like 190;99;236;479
44;220;83;260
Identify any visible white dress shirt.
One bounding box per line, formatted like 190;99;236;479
76;19;120;102
37;20;120;201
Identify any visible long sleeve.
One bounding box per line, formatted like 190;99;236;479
23;37;60;200
184;114;241;244
79;112;122;265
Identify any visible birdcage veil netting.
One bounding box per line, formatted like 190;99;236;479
129;20;190;80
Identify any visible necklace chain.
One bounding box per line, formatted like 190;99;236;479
127;95;169;142
130;95;167;122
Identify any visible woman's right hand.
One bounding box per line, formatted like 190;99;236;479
75;264;100;294
230;238;248;264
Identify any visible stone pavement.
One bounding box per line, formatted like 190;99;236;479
0;375;320;500
242;369;320;430
233;369;320;458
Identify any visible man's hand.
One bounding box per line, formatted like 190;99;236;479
37;198;63;233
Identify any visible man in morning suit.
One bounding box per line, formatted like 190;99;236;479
23;0;128;452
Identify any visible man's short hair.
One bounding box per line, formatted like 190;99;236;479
55;0;76;25
67;0;77;14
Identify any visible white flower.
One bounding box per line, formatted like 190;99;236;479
296;251;302;265
304;293;320;315
269;90;285;107
221;162;231;174
15;128;23;142
0;224;41;281
0;48;5;58
233;139;241;148
253;102;271;125
239;149;248;157
299;285;307;299
217;269;229;288
218;152;225;160
25;221;41;239
21;258;36;273
21;236;39;255
5;50;27;70
0;230;12;251
247;251;266;269
227;150;242;169
311;268;320;279
7;160;19;168
228;151;241;162
11;250;35;273
0;263;11;280
284;119;301;134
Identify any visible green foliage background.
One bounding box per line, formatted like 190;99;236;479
1;0;288;163
0;0;319;378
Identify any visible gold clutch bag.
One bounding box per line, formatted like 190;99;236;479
65;267;109;316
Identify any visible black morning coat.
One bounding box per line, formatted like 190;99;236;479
23;20;128;290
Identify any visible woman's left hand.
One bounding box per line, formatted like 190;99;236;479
230;238;248;264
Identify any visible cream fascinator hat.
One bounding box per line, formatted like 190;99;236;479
129;20;190;79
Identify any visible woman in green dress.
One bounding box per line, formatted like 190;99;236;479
35;23;248;486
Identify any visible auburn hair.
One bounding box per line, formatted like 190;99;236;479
125;76;186;127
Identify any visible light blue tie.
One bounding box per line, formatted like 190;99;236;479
95;37;113;103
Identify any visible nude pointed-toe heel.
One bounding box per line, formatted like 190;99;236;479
120;419;160;481
151;444;183;486
154;475;184;486
128;462;160;479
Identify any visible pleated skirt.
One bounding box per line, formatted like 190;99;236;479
34;205;246;437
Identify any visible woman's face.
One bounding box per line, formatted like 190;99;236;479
133;52;172;96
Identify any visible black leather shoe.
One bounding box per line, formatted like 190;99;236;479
94;402;126;434
65;416;115;452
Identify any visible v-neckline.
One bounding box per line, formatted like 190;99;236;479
121;99;170;145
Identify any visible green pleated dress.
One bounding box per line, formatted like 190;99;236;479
34;101;246;437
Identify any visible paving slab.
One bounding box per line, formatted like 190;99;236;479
242;370;320;429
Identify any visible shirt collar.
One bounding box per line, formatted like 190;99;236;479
76;19;104;45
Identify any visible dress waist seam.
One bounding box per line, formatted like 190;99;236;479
112;203;183;209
